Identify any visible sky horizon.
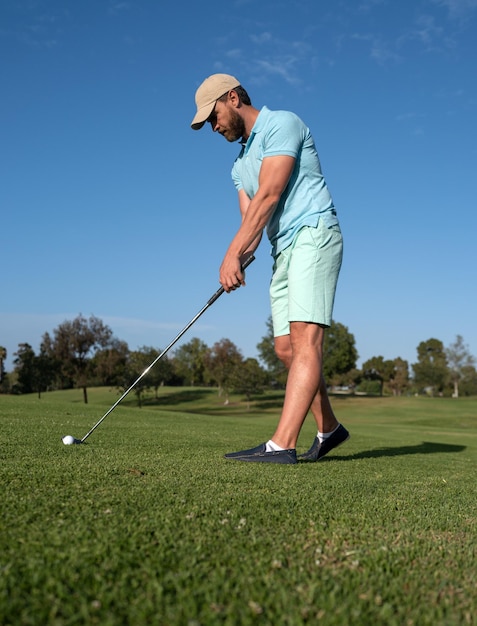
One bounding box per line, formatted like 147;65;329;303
2;0;476;373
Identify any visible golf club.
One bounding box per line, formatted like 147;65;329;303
62;254;255;445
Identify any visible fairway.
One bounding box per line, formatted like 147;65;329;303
1;389;476;625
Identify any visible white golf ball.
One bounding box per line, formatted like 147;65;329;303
62;435;75;445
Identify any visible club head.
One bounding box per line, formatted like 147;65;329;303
62;435;82;445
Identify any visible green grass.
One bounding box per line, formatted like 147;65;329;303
1;388;476;625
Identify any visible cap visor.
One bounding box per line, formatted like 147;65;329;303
191;101;215;130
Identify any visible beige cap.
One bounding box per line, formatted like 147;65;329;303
191;73;240;130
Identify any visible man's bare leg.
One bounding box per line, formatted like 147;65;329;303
272;322;339;449
223;321;347;462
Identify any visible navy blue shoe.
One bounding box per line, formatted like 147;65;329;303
298;424;350;462
225;443;297;464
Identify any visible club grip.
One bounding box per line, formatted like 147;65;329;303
206;255;256;306
241;254;255;270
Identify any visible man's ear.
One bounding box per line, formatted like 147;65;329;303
228;89;241;107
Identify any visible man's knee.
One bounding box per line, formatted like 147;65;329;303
274;336;292;368
289;321;325;351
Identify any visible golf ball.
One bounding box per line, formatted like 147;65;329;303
62;435;75;445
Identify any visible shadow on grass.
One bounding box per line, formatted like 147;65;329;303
323;441;466;462
254;391;288;411
141;389;212;407
254;392;389;411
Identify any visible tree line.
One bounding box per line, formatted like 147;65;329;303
0;314;476;403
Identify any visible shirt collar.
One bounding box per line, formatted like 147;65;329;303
242;106;269;150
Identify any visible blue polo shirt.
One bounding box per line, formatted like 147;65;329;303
231;106;338;257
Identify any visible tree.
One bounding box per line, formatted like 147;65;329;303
331;367;363;391
388;357;409;396
92;339;129;387
0;346;6;383
361;356;409;397
323;321;358;381
445;335;475;398
120;346;172;408
205;338;243;402
0;371;12;394
13;344;36;394
362;356;395;396
13;343;58;397
172;338;209;386
230;358;267;410
42;314;114;403
139;346;173;399
120;347;164;408
33;351;59;398
256;317;286;386
459;365;477;396
412;338;448;396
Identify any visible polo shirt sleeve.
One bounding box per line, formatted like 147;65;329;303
231;160;243;191
262;111;304;159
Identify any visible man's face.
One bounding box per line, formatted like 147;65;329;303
207;98;245;143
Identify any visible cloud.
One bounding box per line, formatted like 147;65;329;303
395;112;419;122
250;32;273;45
358;0;387;11
397;13;450;51
226;48;243;60
431;0;477;19
213;18;324;86
346;0;476;64
395;112;426;136
254;59;303;86
242;31;316;85
15;13;62;48
351;33;401;64
108;1;131;14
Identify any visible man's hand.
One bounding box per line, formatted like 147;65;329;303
219;253;245;293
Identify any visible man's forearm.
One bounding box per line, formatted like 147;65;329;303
229;195;278;257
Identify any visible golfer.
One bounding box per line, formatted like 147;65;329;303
191;74;349;463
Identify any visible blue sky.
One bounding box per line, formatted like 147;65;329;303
2;0;476;372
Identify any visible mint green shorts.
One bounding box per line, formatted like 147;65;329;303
270;220;343;336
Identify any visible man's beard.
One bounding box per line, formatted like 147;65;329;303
223;108;246;143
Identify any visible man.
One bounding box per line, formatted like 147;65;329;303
191;73;349;464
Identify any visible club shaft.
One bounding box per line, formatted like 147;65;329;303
80;255;255;442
